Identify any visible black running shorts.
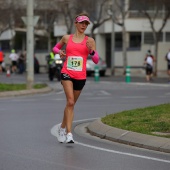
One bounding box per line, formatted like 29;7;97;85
146;64;153;75
61;73;86;91
168;63;170;70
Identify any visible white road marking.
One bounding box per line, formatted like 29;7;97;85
75;141;170;164
82;90;111;96
121;96;147;99
97;81;170;87
38;93;54;97
51;118;170;164
10;99;37;102
99;90;111;95
81;93;93;96
56;91;64;94
52;98;65;101
130;83;170;87
86;97;112;100
158;96;169;98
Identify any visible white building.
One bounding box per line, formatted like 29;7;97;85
54;1;170;76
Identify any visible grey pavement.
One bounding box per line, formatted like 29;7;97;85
0;72;170;153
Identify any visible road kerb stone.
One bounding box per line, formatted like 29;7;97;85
87;119;170;153
0;87;52;98
88;119;112;138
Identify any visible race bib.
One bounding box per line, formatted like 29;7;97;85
67;56;83;71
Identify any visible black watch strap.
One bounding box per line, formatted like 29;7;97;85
90;50;95;56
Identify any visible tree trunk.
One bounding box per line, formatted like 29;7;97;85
91;26;95;39
154;39;158;77
152;32;160;77
47;32;51;53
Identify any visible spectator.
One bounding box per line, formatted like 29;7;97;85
34;55;39;74
9;49;19;73
18;51;25;74
165;49;170;83
144;50;156;82
0;48;5;73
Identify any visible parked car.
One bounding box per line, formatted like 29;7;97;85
86;55;107;76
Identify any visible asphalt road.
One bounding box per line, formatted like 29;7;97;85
0;73;170;170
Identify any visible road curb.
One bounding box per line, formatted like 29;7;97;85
0;86;53;98
87;119;170;153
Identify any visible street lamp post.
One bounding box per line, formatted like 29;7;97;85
26;0;34;89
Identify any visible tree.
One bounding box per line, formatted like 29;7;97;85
136;0;170;76
56;0;77;34
56;0;111;37
0;0;26;49
34;0;60;52
109;0;130;74
76;0;111;38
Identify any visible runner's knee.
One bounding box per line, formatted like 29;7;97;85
67;99;75;107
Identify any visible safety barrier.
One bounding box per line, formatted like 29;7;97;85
125;66;131;83
94;65;100;82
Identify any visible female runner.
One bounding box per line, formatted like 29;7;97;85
53;13;99;143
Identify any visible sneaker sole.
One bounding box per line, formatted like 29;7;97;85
58;137;66;143
66;140;74;144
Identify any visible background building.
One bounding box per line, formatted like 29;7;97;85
1;0;170;75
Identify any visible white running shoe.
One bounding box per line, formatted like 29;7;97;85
66;132;74;143
56;124;66;143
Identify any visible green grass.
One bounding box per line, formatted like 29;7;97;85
101;103;170;138
0;83;47;92
33;84;47;89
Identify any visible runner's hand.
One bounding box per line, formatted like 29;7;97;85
59;50;66;58
86;39;94;51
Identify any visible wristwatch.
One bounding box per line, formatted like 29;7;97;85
90;50;95;56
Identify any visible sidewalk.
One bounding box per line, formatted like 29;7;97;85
0;86;52;98
0;73;54;97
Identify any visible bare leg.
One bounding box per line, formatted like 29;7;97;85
61;80;82;134
14;66;17;73
146;75;150;82
168;70;170;81
12;65;16;73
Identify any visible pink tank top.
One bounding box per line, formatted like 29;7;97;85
61;34;89;79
